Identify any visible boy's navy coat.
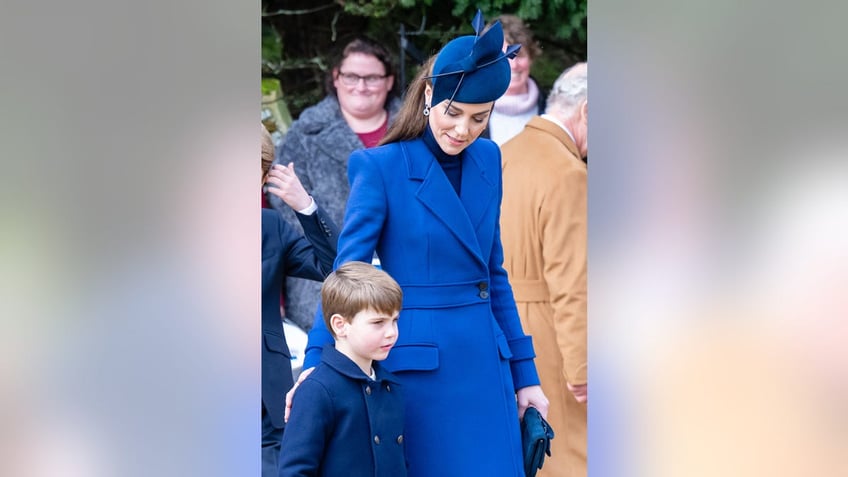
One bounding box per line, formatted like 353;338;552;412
302;138;540;476
279;345;406;477
261;207;337;428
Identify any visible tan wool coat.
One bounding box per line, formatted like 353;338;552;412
500;116;587;477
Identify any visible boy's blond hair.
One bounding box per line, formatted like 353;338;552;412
321;261;403;338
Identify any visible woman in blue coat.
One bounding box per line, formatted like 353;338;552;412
294;12;549;476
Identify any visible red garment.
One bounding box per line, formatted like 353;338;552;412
356;115;389;148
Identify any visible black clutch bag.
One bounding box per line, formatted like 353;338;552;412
521;407;555;477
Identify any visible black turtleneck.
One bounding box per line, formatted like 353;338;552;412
423;124;462;196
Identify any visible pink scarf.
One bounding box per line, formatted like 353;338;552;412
493;78;539;115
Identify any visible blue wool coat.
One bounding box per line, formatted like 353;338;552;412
302;137;540;477
279;344;406;477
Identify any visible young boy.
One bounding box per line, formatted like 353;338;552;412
278;261;406;477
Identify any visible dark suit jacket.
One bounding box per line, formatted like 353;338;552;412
261;207;337;428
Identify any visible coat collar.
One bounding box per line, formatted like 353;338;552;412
320;343;400;383
401;138;495;267
525;116;584;165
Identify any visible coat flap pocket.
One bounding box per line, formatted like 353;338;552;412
382;343;439;372
497;334;513;360
263;332;291;357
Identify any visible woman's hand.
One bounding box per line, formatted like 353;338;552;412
516;384;550;419
266;162;313;212
284;367;314;422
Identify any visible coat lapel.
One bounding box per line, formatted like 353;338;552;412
403;140;487;266
526;116;583;161
460;144;496;234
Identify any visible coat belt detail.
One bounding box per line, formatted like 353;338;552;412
400;281;491;309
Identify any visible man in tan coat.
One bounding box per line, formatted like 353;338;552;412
500;62;588;477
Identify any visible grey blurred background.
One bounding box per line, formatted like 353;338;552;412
589;1;848;475
1;1;260;475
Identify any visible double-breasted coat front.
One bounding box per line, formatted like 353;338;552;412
279;345;406;477
303;137;541;477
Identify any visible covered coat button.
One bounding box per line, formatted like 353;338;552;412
374;435;381;444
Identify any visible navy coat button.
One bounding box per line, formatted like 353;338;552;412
365;386;372;395
374;435;381;445
479;290;489;299
397;435;404;444
478;281;488;291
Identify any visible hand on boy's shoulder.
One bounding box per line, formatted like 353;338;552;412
285;367;314;423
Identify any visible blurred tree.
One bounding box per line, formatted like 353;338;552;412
261;0;586;125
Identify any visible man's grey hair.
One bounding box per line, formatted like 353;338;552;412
545;62;587;117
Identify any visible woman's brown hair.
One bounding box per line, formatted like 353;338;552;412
379;56;436;146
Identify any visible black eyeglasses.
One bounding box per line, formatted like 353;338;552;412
337;71;388;87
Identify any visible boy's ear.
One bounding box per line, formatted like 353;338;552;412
330;313;348;337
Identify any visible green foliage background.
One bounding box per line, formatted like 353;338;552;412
262;0;586;123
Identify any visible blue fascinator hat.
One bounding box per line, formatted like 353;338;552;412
429;10;522;109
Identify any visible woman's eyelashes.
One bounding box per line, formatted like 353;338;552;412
445;109;488;124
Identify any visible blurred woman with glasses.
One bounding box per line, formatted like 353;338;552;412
267;36;401;334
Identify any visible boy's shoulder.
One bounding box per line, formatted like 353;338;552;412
302;360;347;387
309;347;370;385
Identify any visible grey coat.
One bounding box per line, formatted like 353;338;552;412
268;95;401;331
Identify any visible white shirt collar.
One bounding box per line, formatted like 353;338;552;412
540;113;576;144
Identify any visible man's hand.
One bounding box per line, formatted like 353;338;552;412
567;382;587;403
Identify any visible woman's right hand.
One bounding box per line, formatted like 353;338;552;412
284;367;314;422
